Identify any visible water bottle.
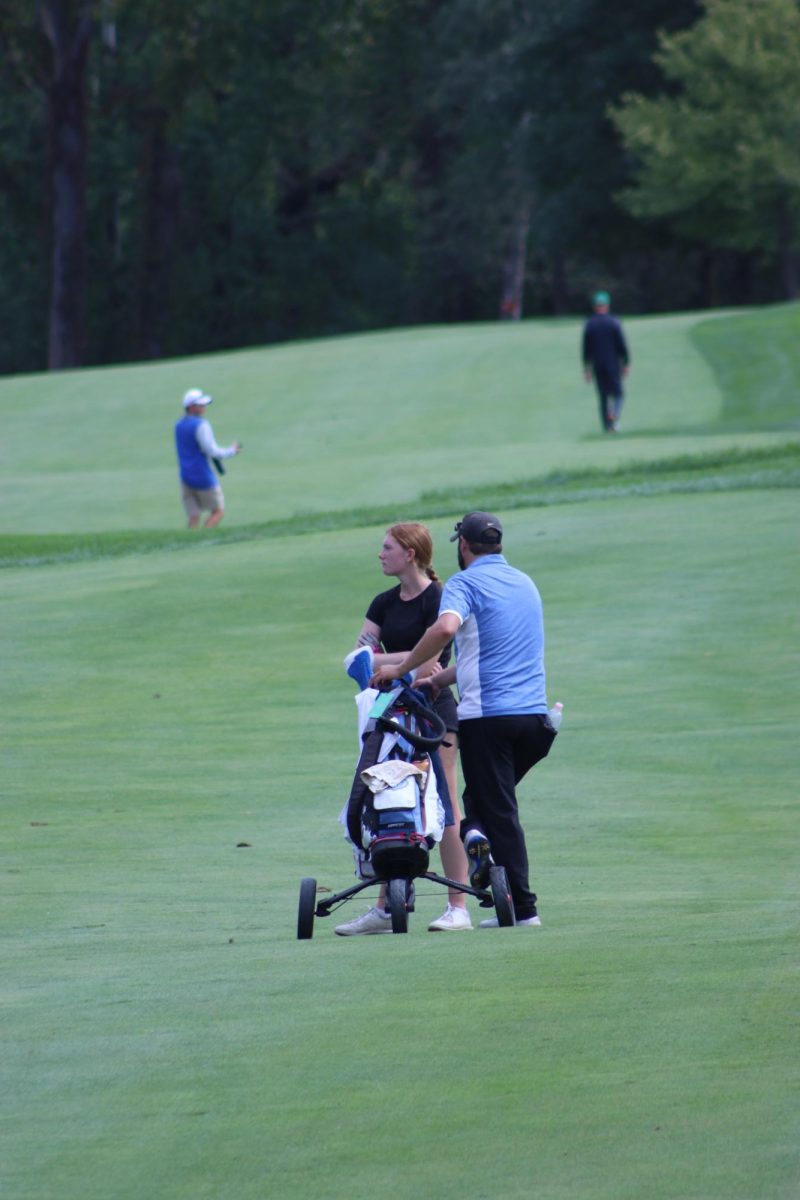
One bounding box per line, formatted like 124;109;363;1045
548;701;564;731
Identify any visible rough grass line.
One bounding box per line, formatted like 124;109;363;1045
2;442;798;569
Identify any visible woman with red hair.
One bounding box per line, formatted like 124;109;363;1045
335;522;471;934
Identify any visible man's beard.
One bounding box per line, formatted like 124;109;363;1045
457;547;466;570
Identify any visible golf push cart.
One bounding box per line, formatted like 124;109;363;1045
297;683;515;937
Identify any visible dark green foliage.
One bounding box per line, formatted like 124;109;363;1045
0;0;796;373
612;0;800;299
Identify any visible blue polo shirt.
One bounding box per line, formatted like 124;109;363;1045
439;554;547;719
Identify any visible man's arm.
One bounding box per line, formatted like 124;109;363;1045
371;612;461;687
581;323;593;379
196;420;241;459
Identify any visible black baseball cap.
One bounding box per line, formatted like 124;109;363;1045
450;511;503;544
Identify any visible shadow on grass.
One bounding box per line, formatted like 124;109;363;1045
581;419;800;442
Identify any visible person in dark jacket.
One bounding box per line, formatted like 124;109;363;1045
582;291;630;432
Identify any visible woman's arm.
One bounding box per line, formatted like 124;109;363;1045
355;619;382;650
426;663;457;691
354;618;440;679
372;613;460;686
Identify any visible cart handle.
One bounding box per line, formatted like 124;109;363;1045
377;698;447;751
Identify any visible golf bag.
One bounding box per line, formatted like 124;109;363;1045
344;685;447;882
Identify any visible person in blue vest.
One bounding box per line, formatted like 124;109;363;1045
371;512;558;928
582;291;631;432
174;388;241;528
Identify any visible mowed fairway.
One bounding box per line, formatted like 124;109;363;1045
2;308;799;1199
1;304;797;536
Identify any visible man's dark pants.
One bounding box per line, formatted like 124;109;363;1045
594;367;624;430
458;714;555;920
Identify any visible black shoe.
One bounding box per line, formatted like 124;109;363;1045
464;830;493;889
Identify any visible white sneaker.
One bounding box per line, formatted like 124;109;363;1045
479;914;541;928
335;905;392;936
428;904;473;932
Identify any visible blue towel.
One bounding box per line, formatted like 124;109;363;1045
344;646;374;690
343;646;416;690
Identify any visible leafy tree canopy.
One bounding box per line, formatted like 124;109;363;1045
611;0;800;259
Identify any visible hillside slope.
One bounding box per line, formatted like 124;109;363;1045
0;304;797;535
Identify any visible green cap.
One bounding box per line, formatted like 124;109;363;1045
593;291;610;306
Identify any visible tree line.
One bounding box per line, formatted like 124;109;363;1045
0;0;798;374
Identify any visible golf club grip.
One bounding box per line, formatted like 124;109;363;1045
212;457;226;475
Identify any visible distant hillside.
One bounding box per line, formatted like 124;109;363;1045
0;303;797;536
690;303;800;429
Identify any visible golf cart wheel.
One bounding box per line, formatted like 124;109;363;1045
297;877;317;940
489;865;516;927
387;878;409;933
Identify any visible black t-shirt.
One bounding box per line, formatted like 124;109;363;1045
365;582;452;667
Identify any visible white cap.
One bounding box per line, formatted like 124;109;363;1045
183;387;213;408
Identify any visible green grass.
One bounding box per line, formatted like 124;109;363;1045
691;302;800;428
2;442;799;568
3;305;800;1199
1;303;797;535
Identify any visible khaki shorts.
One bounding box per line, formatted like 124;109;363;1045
181;483;224;519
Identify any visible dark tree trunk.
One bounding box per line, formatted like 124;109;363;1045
41;1;93;369
781;252;799;300
138;111;182;359
732;252;754;305
499;201;531;320
700;249;723;308
549;250;568;315
778;212;798;299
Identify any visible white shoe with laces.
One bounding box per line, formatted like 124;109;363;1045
335;905;392;936
427;904;473;932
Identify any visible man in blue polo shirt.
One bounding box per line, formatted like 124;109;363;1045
372;511;557;927
174;388;241;528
